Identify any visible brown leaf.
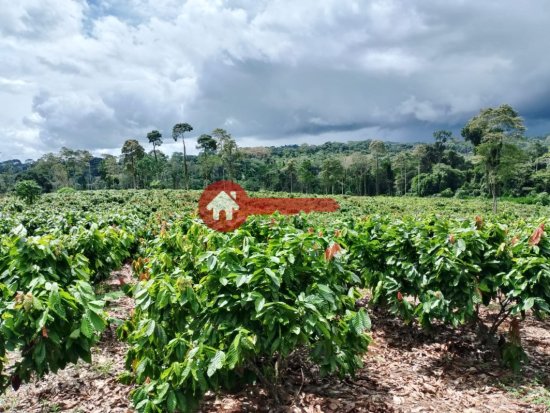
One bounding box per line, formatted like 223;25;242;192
475;215;483;230
324;243;342;261
528;223;545;246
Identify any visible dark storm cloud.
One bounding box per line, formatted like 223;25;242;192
1;0;550;160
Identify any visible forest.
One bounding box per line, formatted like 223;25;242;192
1;105;549;207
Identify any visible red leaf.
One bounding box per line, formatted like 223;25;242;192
475;215;483;230
324;243;342;261
41;326;48;338
528;223;545;246
397;291;403;302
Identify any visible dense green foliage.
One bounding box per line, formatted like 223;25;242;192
0;190;548;411
14;180;42;204
119;218;370;412
347;216;549;329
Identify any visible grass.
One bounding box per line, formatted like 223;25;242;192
498;376;550;408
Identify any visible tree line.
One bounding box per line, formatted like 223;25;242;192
1;105;549;210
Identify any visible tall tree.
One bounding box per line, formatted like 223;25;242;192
462;104;526;212
212;128;239;180
282;159;297;193
147;130;163;163
320;158;344;194
412;144;429;196
351;154;370;196
197;134;219;187
298;159;316;193
394;151;412;195
433;129;452;163
172;123;193;190
121;139;145;189
99;154;121;189
369;140;386;195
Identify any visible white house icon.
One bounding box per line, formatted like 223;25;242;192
206;191;239;220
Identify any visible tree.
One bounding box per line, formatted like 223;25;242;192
433;130;451;163
59;148;92;189
14;179;42;204
147;130;163;163
197;134;219;187
350;154;370;196
138;151;168;188
121;139;145;189
99;155;121;189
197;134;218;154
212;128;239;180
369;140;386;195
462;104;526;212
172;123;193;190
394;152;412;195
298;159;316;193
412;163;465;196
320;158;344;194
282;159;297;193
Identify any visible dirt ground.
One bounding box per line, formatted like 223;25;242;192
1;266;548;413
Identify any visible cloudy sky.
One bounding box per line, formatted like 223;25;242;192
1;0;550;161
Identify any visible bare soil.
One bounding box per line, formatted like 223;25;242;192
1;267;548;413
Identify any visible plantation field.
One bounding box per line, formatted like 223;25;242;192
0;190;549;413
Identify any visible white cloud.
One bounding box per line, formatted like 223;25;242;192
1;0;550;160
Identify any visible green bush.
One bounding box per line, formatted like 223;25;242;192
0;227;107;391
14;180;42;204
535;192;549;206
57;187;77;194
440;188;454;198
119;218;371;412
454;189;469;199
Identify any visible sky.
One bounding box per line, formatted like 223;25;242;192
1;0;550;161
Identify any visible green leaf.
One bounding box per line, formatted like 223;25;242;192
207;350;226;377
226;335;241;369
155;382;169;402
522;297;535;311
254;297;266;312
236;273;252;288
264;268;281;288
166;390;177;413
87;310;105;332
351;310;371;335
144;320;156;337
80;314;94;338
33;341;46;365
